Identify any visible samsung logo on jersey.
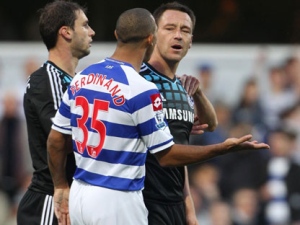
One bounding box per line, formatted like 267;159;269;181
163;108;194;123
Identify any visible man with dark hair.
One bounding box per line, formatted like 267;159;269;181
140;2;217;224
48;7;157;225
47;6;269;225
17;1;95;224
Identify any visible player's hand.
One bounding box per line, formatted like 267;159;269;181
53;187;70;225
179;74;201;96
224;135;270;152
186;214;199;225
191;116;208;135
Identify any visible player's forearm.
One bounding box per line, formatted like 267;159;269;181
184;167;199;225
155;143;225;167
183;167;195;213
47;129;69;188
185;193;197;221
192;90;217;131
156;135;269;167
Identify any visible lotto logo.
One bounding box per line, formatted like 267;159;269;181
150;93;163;111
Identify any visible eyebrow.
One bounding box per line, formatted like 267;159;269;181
163;23;191;30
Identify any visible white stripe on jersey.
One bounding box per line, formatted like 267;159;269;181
72;129;148;153
47;63;64;110
132;104;160;124
74;151;145;179
51;107;72;134
69;98;159;126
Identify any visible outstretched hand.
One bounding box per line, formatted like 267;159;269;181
53;187;70;225
224;134;270;152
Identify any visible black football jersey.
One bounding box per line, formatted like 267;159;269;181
23;61;76;194
140;62;194;203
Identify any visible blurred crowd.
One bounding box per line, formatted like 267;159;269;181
0;58;37;225
1;53;300;225
189;55;300;225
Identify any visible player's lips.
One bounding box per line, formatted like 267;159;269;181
171;44;182;50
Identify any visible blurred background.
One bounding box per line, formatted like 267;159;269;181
1;0;300;43
1;0;300;224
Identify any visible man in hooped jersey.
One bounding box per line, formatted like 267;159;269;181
47;7;269;225
139;2;217;224
17;1;95;225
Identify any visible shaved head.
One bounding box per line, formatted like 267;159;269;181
115;8;156;43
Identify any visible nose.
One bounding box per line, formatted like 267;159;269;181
90;27;96;37
174;29;182;40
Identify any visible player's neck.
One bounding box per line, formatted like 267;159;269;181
48;48;78;77
148;56;178;79
111;44;145;72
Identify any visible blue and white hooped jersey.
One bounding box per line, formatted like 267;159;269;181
51;58;174;191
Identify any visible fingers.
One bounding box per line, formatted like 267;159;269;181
53;189;70;225
179;74;200;96
197;124;208;129
193;116;199;122
226;135;270;153
247;140;270;149
253;142;270;149
191;123;208;135
67;213;71;225
181;75;191;93
238;140;270;151
179;74;186;85
238;134;253;143
60;213;66;225
54;206;61;224
190;129;205;135
56;211;70;225
189;79;200;96
61;213;71;225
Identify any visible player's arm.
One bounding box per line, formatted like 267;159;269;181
47;128;72;187
154;134;269;167
179;74;217;132
184;166;199;225
47;129;71;225
26;87;55;138
30;74;61;134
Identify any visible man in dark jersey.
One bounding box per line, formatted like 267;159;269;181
17;1;95;224
140;2;217;225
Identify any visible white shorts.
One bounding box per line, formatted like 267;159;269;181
69;179;148;225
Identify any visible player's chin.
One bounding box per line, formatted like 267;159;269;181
79;49;91;59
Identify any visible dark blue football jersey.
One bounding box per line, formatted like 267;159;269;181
140;62;195;203
23;61;76;194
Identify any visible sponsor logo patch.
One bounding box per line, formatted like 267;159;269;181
150;93;166;129
150;93;163;111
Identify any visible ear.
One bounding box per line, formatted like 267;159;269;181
114;30;118;40
146;34;155;47
59;26;72;40
189;35;193;49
